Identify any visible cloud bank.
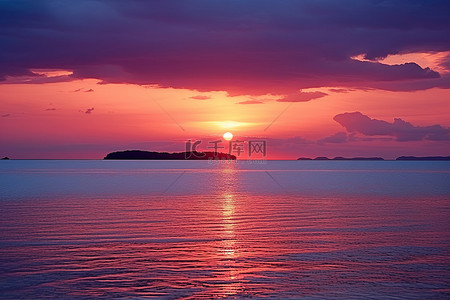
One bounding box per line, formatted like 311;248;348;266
277;91;328;102
1;0;450;96
334;112;450;141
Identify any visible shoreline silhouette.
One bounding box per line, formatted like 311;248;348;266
104;150;236;160
297;156;450;161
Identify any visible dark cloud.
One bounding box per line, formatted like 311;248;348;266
318;131;394;145
44;108;56;111
2;73;73;84
1;0;450;95
190;95;211;100
318;132;348;144
277;91;328;102
328;88;356;93
368;73;450;91
334;112;450;141
351;136;393;142
84;107;94;114
2;114;10;117
237;100;263;104
73;88;94;92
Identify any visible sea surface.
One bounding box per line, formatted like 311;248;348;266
0;160;449;299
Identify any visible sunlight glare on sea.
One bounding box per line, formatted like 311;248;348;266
0;160;449;299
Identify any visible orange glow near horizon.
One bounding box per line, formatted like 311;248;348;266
1;61;450;159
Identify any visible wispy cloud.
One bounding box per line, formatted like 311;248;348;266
328;88;356;93
277;91;328;102
317;132;348;145
73;88;94;92
84;107;94;114
190;95;210;100
237;100;263;104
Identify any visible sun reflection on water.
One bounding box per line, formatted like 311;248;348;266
216;163;244;297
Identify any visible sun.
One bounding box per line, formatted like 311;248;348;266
223;132;233;141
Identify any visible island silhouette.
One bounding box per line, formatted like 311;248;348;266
297;156;450;161
297;156;384;160
1;154;449;161
104;150;236;160
396;156;450;161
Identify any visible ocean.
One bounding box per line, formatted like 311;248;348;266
1;160;449;299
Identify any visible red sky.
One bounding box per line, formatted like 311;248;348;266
1;1;449;159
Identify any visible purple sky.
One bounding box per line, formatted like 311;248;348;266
0;0;449;159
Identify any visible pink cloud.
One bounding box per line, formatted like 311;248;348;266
334;112;450;141
190;95;211;100
237;100;263;104
277;91;328;102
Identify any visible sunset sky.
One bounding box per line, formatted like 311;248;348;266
1;0;449;159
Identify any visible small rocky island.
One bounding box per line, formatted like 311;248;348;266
104;150;236;160
297;156;384;160
297;156;450;161
396;156;450;161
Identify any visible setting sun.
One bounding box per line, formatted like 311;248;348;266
223;132;233;141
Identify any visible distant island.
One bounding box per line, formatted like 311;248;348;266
1;157;9;160
104;150;236;160
298;156;384;161
298;156;450;161
396;156;450;161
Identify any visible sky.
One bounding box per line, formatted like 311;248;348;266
1;0;450;159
